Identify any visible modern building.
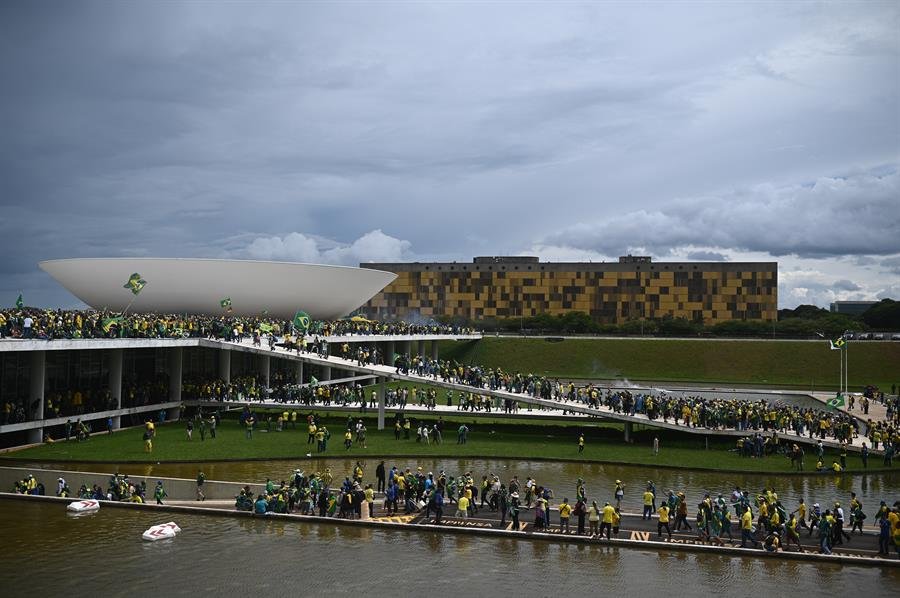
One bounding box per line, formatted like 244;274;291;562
39;258;397;320
361;256;778;324
829;301;877;317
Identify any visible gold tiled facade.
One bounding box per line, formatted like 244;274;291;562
361;257;777;324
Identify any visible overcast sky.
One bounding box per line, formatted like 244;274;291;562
2;1;898;310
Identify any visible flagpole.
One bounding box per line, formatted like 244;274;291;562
839;343;843;396
121;294;139;317
844;340;849;396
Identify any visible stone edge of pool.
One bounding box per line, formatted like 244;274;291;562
2;493;896;569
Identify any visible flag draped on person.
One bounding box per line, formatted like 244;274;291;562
310;376;319;386
15;294;24;308
101;316;124;333
123;273;147;295
829;338;846;350
220;298;233;313
293;310;311;333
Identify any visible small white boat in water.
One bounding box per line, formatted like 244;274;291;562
66;500;100;513
142;521;181;541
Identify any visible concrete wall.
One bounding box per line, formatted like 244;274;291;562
0;466;257;501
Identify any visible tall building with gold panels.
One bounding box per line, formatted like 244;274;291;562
361;256;777;324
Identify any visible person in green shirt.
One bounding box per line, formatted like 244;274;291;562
154;481;167;505
196;471;206;501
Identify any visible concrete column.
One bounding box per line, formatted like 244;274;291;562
26;351;46;444
431;340;439;360
168;347;183;411
403;340;412;359
218;349;231;384
258;354;271;387
624;421;633;443
417;339;425;357
321;365;332;382
109;348;123;430
385;341;395;367
295;360;304;385
377;377;386;430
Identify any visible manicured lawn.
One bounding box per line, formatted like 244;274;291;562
439;338;900;391
4;415;890;474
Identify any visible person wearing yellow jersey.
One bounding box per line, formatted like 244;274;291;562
344;429;352;450
364;484;375;516
657;504;672;539
307;422;317;445
831;460;843;473
578;433;585;454
600;501;615;540
741;506;759;548
642;487;655;520
785;513;802;551
612;506;621;538
558;497;572;533
456;495;469;519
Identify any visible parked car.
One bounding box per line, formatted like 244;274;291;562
873;333;885;340
891;333;900;341
857;333;872;340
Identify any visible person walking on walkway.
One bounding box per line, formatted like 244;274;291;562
196;471;206;501
657;503;672;540
154;481;167;505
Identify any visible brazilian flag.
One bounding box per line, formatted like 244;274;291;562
293;310;311;333
123;273;147;295
220;297;233;312
829;338;846;350
15;294;24;309
101;316;124;333
826;394;846;410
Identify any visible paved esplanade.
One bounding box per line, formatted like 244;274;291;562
208;336;878;454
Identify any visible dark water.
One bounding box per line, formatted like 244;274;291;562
0;500;897;596
24;457;900;514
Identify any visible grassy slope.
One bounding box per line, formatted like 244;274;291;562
439;338;900;390
4;417;888;474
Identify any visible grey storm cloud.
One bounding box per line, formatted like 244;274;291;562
540;169;900;259
686;251;728;261
0;0;898;308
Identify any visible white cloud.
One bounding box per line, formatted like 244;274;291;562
241;229;412;265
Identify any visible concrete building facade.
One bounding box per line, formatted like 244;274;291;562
361;256;778;324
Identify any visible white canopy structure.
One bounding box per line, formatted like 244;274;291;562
39;258;396;320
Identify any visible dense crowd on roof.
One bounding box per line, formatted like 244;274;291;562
0;307;474;340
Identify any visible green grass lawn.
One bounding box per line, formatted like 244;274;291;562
439;338;900;391
5;415;892;474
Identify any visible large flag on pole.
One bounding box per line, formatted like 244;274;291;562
15;293;24;308
829;338;846;350
220;297;233;313
826;394;846;410
293;310;311;333
101;316;124;333
123;273;147;295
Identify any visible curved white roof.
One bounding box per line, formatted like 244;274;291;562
39;258;397;320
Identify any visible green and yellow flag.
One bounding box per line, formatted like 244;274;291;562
123;273;147;295
829;338;846;350
220;297;233;312
293;310;311;333
826;394;846;410
15;293;24;309
101;316;124;333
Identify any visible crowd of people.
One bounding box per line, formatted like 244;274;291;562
385;354;900;451
232;464;900;557
0;307;472;341
12;462;900;558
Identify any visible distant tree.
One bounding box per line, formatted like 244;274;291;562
862;299;900;329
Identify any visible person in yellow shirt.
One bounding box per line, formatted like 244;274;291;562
642;488;655;520
612;506;621;538
344;429;353;450
558;497;572;533
600;501;615;540
831;460;843;473
456;495;469;519
657;504;672;539
741;506;760;548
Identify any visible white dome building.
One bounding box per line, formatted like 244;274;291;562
39;258;397;320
